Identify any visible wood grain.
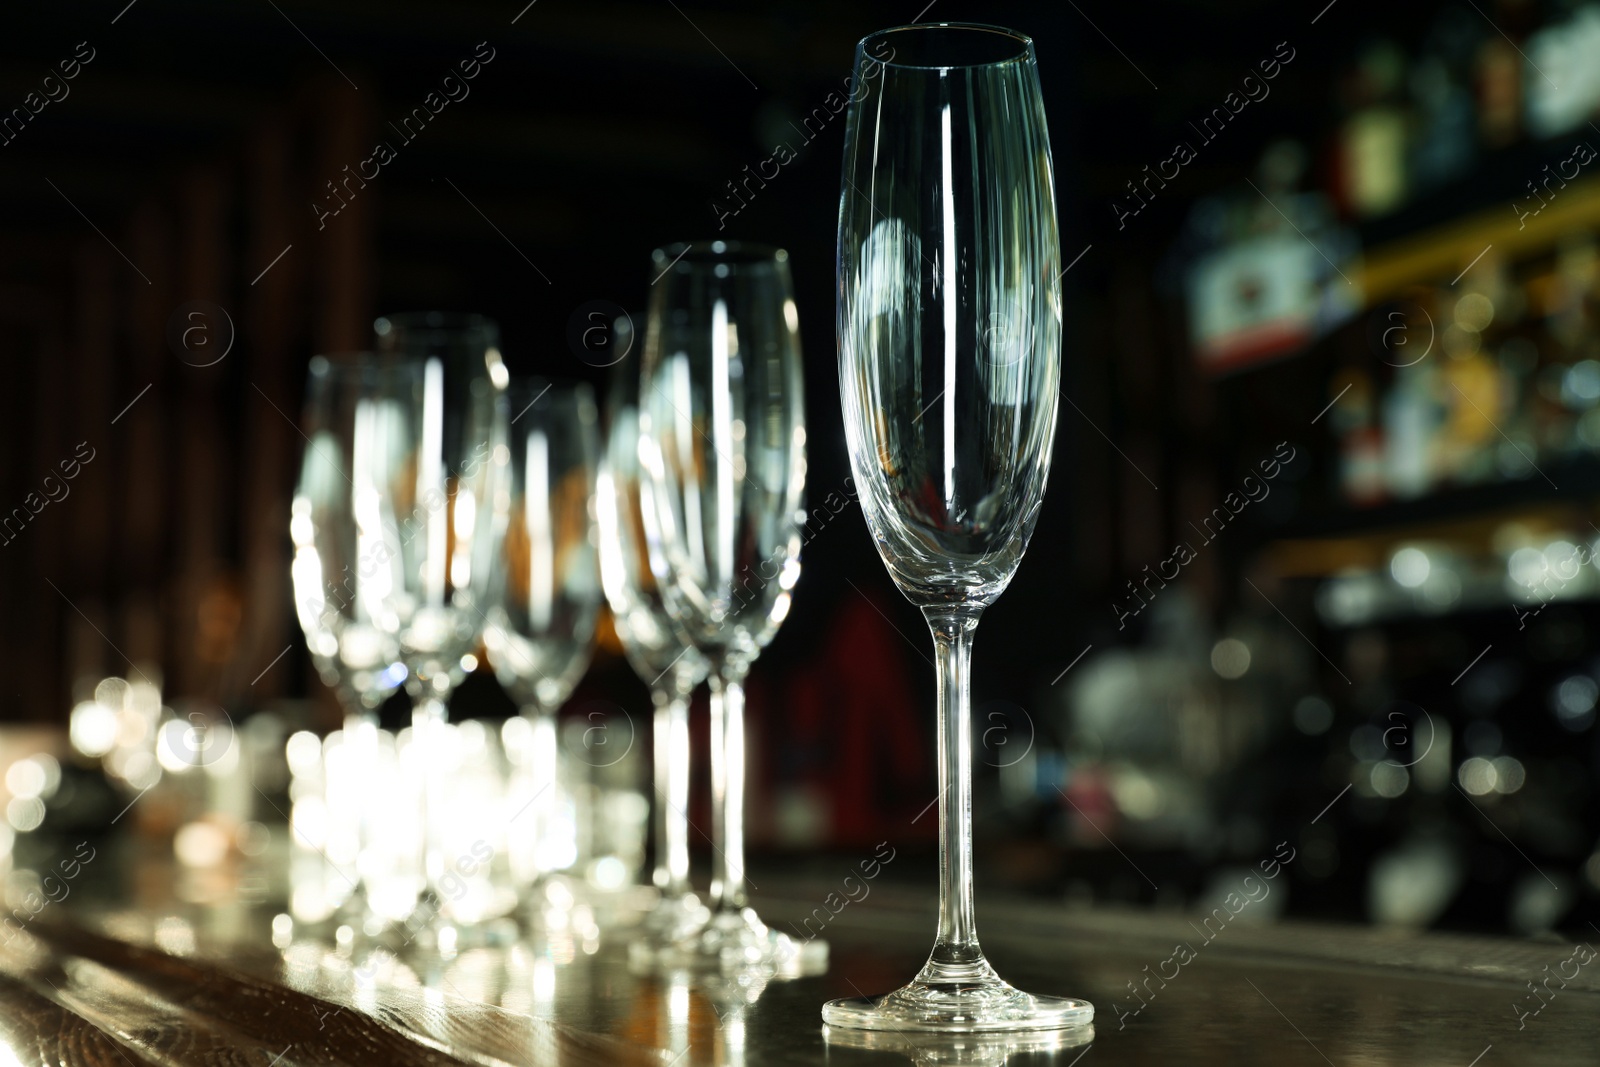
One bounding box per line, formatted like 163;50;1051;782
0;890;1593;1065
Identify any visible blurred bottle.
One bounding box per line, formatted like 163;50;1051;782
1408;53;1477;190
1383;362;1441;499
1475;1;1527;149
1335;41;1411;218
1525;2;1600;139
1332;368;1388;506
1439;256;1511;485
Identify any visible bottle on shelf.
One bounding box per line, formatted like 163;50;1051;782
1335;40;1411;219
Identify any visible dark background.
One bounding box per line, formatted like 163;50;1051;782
4;0;1597;938
0;0;1298;712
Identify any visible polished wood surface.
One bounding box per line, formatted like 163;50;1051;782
0;886;1593;1065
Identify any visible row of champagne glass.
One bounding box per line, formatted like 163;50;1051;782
290;312;601;931
287;240;811;970
285;712;642;942
289;17;1088;1033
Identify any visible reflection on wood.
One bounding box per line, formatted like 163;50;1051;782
0;892;1591;1065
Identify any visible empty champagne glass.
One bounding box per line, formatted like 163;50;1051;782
596;330;710;944
828;24;1092;1030
637;241;809;966
479;380;603;906
371;313;502;926
289;353;411;920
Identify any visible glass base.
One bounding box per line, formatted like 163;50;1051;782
699;907;780;966
381;888;522;953
630;906;828;975
822;1023;1094;1066
414;915;523;954
522;872;588;916
823;961;1093;1033
642;889;712;945
437;884;521;927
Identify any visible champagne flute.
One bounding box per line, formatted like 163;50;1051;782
479;380;603;905
596;329;710;943
371;313;501;926
637;240;808;966
289;353;410;920
828;24;1092;1030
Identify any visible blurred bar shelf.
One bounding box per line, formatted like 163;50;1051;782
1360;156;1600;307
1252;461;1600;547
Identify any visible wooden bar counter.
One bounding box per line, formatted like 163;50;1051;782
0;880;1594;1066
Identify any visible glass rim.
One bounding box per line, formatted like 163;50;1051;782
651;240;790;273
373;311;501;342
499;375;594;402
307;350;431;380
308;350;380;375
858;22;1035;70
309;350;377;365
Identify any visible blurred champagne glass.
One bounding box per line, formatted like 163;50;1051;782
597;320;711;943
289;352;410;921
371;313;504;928
479;379;603;911
637;241;811;967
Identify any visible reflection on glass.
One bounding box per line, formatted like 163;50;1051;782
830;23;1092;1031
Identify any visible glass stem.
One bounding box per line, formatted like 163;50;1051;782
664;679;694;897
923;608;987;974
340;709;379;897
650;684;694;897
524;705;561;882
708;663;749;912
650;686;672;893
412;694;449;904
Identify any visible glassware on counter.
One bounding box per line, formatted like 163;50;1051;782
637;240;810;967
831;22;1092;1031
479;380;603;908
289;352;413;922
596;336;711;945
370;314;502;926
